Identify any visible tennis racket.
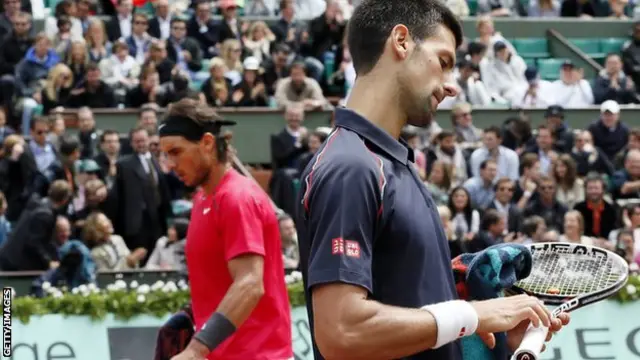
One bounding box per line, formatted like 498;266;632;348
509;242;629;360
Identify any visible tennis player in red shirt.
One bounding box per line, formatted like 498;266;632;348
158;98;293;360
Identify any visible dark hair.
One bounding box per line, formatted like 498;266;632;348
481;209;502;231
347;0;463;75
289;61;306;73
467;41;487;56
493;177;513;192
139;105;158;116
584;172;605;189
537;124;554;138
30;116;49;130
129;125;149;139
171;217;190;240
310;130;328;143
447;186;473;226
100;129;119;143
86;62;100;72
54;0;72;18
59;136;80;157
435;130;455;142
170;17;186;27
483;125;502;138
480;159;496;170
57;15;71;28
519;153;539;176
521;216;545;237
278;213;293;223
48;180;73;203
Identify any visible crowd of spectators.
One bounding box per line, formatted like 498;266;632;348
0;0;638;293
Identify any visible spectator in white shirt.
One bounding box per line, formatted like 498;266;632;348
511;67;554;109
480;41;528;104
125;13;154;64
470;126;520;181
148;0;172;40
550;60;594;108
445;59;493;107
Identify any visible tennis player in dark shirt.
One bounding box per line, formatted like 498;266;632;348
296;1;570;359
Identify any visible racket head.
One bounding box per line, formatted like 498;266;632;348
511;242;629;306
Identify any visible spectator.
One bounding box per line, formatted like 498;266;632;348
67;62;117;108
448;186;481;242
470;126;519;180
263;43;291;96
617;229;639;266
622;21;640;89
106;0;133;42
0;190;10;247
274;61;328;110
574;174;617;240
220;38;244;85
47;110;66;150
463;158;498;209
124;13;154;64
308;0;346;62
243;21;275;64
35;135;80;197
513;153;541;208
0;108;14;144
271;0;303;51
475;17;516;58
0;0;32;39
166;18;203;74
552;154;585;209
125;65;161;107
443;0;470;17
148;0;172;41
278;213;299;270
528;0;561;16
571;130;615;176
428;131;468;186
521;215;547;243
85;18;113;63
114;126;172;263
85;212;147;270
71;159;102;213
523;175;568;232
611;149;640;199
425;161;454;206
609;204;640;260
230;57;268;107
158;69;204;107
480;41;527;103
451;102;483;149
69;178;110;234
218;0;242;43
146;39;175;84
65;41;89;88
558;210;594;245
44;0;83;42
402;127;427;178
298;129;328;175
551;60;594;107
94;129;121;188
146;217;188;270
544;105;574;153
468;209;507;253
37;63;74;115
524;124;558;175
187;0;219;59
50;16;74;58
0;134;36;222
615;128;640;169
77;107;101;159
488;177;523;233
294;0;326;20
511;67;555;109
201;57;233;107
501;114;535;154
0;12;33;78
560;0;603;17
593;53;638;104
99;40;140;101
270;103;307;170
446;59;492;106
588;100;629;161
75;0;91;33
29;116;58;173
608;0;628;19
0;179;72;271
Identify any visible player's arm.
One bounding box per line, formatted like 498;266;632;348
183;192;268;358
305;156;551;360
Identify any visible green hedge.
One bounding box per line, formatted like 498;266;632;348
12;271;640;324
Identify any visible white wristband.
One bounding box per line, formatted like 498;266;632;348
421;300;479;349
523;191;532;198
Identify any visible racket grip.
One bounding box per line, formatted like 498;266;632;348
510;324;549;360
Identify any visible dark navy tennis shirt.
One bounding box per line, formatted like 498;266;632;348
295;108;461;360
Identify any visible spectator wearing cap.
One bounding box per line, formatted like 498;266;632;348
67;62;117;108
263;43;291;96
480;41;527;104
124;13;154;64
550;60;594;108
544;105;575;153
230;57;268;107
593;53;638;105
511;67;554;109
187;0;220;59
274;61;329;111
218;0;242;42
588;100;629;160
441;59;492;108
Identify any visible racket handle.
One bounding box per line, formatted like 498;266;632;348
511;324;549;360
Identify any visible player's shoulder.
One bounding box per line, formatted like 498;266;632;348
216;171;270;207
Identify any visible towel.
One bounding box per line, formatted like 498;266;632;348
154;302;194;360
452;243;533;360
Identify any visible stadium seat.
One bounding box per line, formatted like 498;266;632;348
600;38;627;55
201;58;211;71
524;58;537;68
569;39;605;60
468;0;478;15
513;38;550;59
537;58;568;81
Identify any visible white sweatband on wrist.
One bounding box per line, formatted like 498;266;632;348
523;191;533;198
421;300;479;349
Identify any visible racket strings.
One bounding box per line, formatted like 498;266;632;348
518;247;620;296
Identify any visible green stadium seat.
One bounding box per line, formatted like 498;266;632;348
513;38;550;59
600;38;627;55
201;58;211;71
468;0;478;15
537;58;568;81
569;39;605;60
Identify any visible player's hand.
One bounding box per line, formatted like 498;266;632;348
171;339;209;360
506;312;570;353
471;295;552;349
